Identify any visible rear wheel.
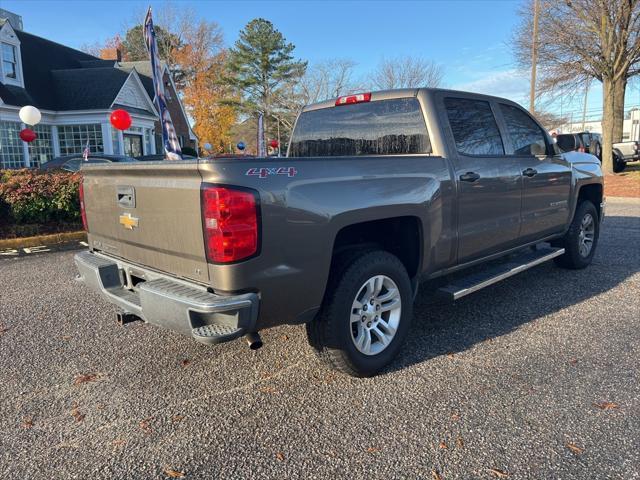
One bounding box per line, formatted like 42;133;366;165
554;200;599;269
306;250;413;377
613;152;626;173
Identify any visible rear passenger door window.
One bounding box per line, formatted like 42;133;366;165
499;104;547;155
444;97;504;156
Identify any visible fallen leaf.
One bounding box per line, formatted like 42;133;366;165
568;358;578;366
139;417;154;433
365;447;380;453
259;386;278;394
439;441;448;449
171;414;185;423
180;359;191;367
111;439;126;447
71;407;85;422
281;334;289;341
594;401;619;410
487;468;509;478
450;412;461;421
0;325;10;335
566;442;584;454
446;352;455;358
163;467;185;478
73;373;100;385
456;437;464;448
96;403;106;410
22;417;34;429
275;452;285;461
432;470;443;480
61;335;71;341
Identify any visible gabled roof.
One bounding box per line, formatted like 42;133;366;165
12;29;98;110
50;67;131;110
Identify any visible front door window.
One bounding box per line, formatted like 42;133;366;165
124;134;143;157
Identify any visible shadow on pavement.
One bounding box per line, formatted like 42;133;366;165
388;214;640;373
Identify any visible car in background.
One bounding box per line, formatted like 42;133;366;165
41;154;137;172
613;140;640;164
578;132;602;159
136;154;198;161
556;133;626;172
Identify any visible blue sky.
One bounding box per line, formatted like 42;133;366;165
5;0;640;119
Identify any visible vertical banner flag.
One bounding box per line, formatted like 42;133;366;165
144;7;182;161
257;112;266;157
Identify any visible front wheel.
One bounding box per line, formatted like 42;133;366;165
554;200;599;269
306;250;413;377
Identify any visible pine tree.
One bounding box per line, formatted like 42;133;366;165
226;18;307;144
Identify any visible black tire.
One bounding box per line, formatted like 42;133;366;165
554;200;599;269
306;250;413;377
613;152;626;173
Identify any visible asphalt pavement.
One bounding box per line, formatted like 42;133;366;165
1;199;639;479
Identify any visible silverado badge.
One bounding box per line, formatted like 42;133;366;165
119;213;139;230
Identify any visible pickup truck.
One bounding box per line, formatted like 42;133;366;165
613;140;640;164
75;88;604;377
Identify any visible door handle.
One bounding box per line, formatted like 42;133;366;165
523;168;538;177
459;172;481;182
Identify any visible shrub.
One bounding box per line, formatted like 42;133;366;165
0;169;81;225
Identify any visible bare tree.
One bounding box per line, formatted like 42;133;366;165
297;58;362;105
370;56;444;90
513;0;640;173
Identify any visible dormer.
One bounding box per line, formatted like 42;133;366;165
0;20;23;88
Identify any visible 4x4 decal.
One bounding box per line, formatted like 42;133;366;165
245;167;298;178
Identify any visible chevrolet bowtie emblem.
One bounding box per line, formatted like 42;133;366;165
119;213;139;230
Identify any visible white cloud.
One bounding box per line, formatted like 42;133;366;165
451;69;530;104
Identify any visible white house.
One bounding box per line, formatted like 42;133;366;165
0;10;196;169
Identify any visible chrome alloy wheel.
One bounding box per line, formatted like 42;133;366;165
578;213;595;258
350;275;402;356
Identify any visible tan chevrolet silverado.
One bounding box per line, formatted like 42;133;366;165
75;88;604;377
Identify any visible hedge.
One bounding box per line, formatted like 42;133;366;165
0;169;81;228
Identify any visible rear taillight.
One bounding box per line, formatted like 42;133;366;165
79;182;88;231
335;92;371;106
201;185;259;263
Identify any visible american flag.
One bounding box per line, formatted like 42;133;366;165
82;139;90;161
143;7;182;161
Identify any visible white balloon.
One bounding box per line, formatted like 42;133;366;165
19;105;42;126
203;143;212;150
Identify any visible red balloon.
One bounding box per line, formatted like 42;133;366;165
110;109;132;131
269;139;279;149
19;128;37;143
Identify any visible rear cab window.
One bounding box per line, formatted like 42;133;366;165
289;97;431;157
444;97;504;156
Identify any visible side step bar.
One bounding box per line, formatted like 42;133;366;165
437;247;565;301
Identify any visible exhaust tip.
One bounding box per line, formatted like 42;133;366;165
116;311;141;326
245;332;263;350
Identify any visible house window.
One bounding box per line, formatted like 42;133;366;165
111;127;121;154
144;128;153;154
57;124;104;155
0;121;25;169
2;43;17;79
28;125;55;167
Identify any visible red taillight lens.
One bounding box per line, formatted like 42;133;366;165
79;182;88;231
335;92;371;106
201;186;259;263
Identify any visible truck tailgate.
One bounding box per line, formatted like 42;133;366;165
82;161;209;283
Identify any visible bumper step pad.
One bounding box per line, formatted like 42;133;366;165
191;324;245;344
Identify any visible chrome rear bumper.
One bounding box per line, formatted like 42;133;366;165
74;251;259;344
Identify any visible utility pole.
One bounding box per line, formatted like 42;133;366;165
581;81;590;131
530;0;540;113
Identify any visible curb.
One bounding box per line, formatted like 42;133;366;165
606;196;640;204
0;231;86;249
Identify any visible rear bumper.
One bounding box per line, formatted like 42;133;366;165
74;251;259;345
